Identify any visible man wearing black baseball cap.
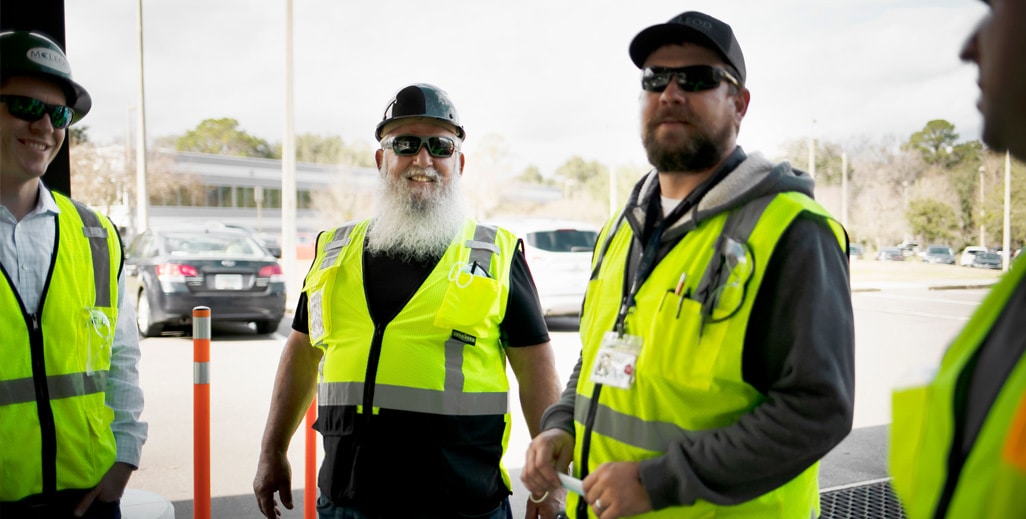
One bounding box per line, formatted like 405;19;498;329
523;11;854;518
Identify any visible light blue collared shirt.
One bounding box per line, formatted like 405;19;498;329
0;181;147;467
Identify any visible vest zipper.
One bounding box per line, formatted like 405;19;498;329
28;312;59;495
360;325;387;430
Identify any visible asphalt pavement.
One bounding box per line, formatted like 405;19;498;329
160;425;890;519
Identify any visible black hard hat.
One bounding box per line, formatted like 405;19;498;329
375;83;465;141
0;30;92;123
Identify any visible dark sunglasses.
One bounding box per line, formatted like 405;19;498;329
641;65;740;93
0;94;76;129
384;135;457;158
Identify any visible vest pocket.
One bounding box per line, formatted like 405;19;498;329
434;274;500;330
637;295;715;390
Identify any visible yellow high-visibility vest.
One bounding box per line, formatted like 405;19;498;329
572;192;845;518
891;259;1026;518
305;218;520;498
0;193;120;501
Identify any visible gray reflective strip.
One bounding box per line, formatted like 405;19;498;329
466;224;499;276
320;225;355;270
70;200;112;307
574;394;684;452
320;382;507;416
194;362;210;384
444;338;465;392
0;371;108;406
193;314;211;339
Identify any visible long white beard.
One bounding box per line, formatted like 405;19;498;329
365;166;467;262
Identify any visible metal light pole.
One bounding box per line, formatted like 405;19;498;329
281;0;299;301
840;152;848;228
1003;151;1011;271
979;165;986;247
135;0;150;234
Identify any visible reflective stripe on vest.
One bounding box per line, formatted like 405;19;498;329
891;260;1026;518
571;192;843;518
319;381;507;415
0;371;108;406
0;192;120;501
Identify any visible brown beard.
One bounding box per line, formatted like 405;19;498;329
642;111;732;173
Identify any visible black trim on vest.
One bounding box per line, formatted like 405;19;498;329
36;216;60;496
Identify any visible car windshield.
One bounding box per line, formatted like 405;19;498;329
526;229;598;253
927;247;952;255
978;252;1000;260
163;233;266;257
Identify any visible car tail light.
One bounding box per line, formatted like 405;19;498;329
258;264;285;282
156;263;199;279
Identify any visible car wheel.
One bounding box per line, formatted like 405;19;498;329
255;319;280;335
136;290;164;338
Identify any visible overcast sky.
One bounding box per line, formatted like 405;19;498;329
63;0;988;177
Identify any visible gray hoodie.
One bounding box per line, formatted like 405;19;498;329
540;147;855;510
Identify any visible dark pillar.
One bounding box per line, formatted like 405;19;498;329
1;0;72;196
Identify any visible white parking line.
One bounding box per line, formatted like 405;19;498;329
857;292;982;306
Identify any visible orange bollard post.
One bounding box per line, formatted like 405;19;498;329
192;306;211;519
304;396;317;519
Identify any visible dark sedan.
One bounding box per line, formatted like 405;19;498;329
876;247;905;261
971;252;1003;270
921;245;956;265
125;227;286;337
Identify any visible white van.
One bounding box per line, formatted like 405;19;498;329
959;245;989;267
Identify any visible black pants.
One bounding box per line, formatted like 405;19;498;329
0;489;121;519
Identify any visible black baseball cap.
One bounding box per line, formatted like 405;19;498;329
629;11;746;85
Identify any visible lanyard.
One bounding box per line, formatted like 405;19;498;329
614;205;668;336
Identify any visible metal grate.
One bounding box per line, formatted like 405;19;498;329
820;479;907;519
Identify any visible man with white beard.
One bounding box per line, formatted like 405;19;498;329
255;83;564;519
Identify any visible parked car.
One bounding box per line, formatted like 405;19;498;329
488;218;599;317
959;245;989;267
875;247;905;261
223;223;282;258
848;243;865;260
897;241;920;257
125;226;286;337
971;251;1003;270
921;245;956;265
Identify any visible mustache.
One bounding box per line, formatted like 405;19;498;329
649;107;694;126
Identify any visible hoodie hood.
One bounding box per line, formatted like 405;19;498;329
625;151;816;243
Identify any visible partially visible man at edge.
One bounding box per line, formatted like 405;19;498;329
253;83;564;519
889;1;1026;516
521;10;855;518
0;30;147;518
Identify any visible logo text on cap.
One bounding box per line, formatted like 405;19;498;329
26;47;71;74
682;17;714;31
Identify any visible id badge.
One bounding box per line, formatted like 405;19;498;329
591;331;643;389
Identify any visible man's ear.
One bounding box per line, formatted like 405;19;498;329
733;88;751;123
458;152;465;176
375;148;384;171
